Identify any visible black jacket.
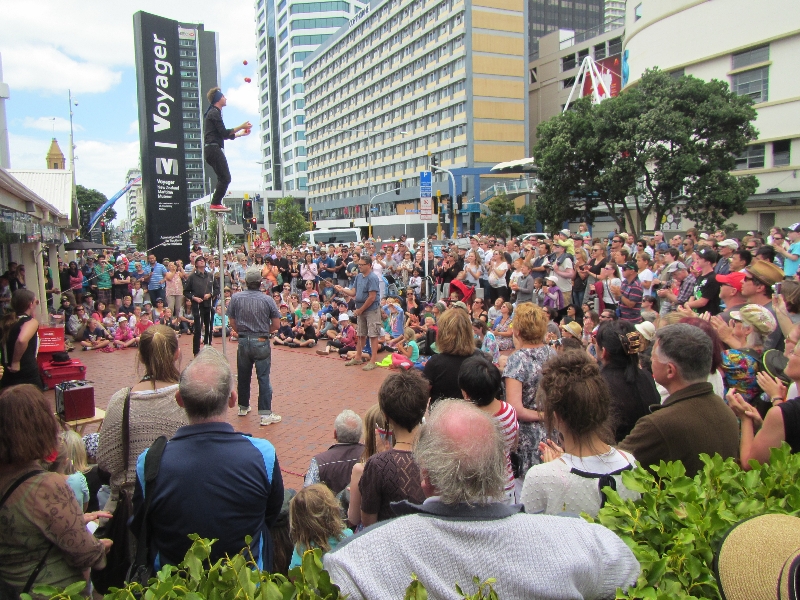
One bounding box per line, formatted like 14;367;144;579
183;270;219;308
204;106;235;147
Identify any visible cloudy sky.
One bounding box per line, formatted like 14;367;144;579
0;0;263;222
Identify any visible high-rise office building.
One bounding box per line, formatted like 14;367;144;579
125;168;144;223
304;0;529;231
255;0;367;193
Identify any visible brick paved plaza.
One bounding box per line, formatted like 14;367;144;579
47;337;390;490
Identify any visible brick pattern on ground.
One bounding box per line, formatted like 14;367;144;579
52;336;390;489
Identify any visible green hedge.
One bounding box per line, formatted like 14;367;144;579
586;443;800;600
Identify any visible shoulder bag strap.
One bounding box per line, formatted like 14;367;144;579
0;470;53;594
132;436;168;571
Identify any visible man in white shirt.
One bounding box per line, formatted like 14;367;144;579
551;241;574;300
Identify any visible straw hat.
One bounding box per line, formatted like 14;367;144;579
715;514;800;600
560;321;583;339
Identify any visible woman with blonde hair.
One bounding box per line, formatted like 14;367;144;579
346;404;393;528
423;307;483;404
288;484;352;569
503;303;556;477
95;325;189;590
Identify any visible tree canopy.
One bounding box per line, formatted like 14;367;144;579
273;196;310;246
76;185;116;224
478;194;524;238
532;68;759;237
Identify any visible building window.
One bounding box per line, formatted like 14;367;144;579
290;17;348;30
735;144;765;170
670;68;685;79
594;43;606;60
634;3;642;20
608;37;622;56
561;54;576;71
773;140;791;167
562;77;575;89
732;66;769;103
732;45;769;70
294;99;306;109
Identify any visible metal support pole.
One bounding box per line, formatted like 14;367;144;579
218;214;226;357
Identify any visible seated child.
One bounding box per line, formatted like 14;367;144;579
113;316;137;349
316;313;356;356
391;327;420;369
212;305;231;337
118;295;134;315
134;312;153;340
81;318;112;351
288;484;353;570
408;269;422;297
272;317;296;346
292;315;318;348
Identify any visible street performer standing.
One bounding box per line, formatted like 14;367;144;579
204;87;252;211
184;256;218;356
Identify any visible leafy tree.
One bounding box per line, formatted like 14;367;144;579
207;213;236;248
478;193;523;238
76;185;116;224
533;69;759;237
131;217;147;251
273;196;310;246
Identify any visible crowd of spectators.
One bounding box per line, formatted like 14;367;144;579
3;223;800;598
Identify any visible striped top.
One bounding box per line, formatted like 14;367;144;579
227;290;280;335
493;401;519;498
147;263;168;290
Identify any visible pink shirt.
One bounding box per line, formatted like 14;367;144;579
494;401;519;497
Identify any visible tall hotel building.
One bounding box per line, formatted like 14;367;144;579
303;0;529;223
255;0;367;192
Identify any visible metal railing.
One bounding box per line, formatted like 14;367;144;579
480;177;538;203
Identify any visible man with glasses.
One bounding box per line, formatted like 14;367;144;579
653;231;669;252
608;235;623;260
655;261;694;314
67;305;89;340
334;256;382;371
773;225;800;278
740;260;787;350
715;239;739;275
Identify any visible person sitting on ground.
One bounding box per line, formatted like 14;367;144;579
521;350;640;517
358;370;428;526
423;308;483;405
81;317;112;351
391;327;420;368
323;399;640;599
304;409;364;495
472;318;499;364
317;314;357;356
131;348;284;569
212;305;231;338
289;484;353;570
134;310;153;340
292;315;318;348
619;323;740;476
113;316;137;349
458;354;518;502
273;317;296;346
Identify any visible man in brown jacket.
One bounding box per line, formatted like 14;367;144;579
619;323;739;476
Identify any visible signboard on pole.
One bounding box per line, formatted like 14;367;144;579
134;11;191;263
419;170;432;221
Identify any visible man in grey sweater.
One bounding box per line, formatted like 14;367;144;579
324;400;640;599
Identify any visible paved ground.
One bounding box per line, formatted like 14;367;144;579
46;336;391;490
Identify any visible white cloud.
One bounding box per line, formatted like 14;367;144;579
127;120;139;135
224;81;259;117
224;132;263;191
23;116;82;133
2;45;122;94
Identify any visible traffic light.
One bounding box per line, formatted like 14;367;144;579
100;220;106;233
250;217;258;227
243;200;254;221
312;221;317;230
395;180;401;195
349;220;355;228
431;155;438;168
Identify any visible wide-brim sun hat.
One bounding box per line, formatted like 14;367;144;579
714;513;800;600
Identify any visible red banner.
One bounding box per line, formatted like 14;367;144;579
582;54;622;99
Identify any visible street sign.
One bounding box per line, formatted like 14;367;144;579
420;170;432;221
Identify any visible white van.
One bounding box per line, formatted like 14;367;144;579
302;228;361;246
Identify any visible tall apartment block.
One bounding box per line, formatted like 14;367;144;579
174;23;221;201
125;168;144;223
255;0;367;193
304;0;528;218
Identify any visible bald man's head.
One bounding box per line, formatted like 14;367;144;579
413;399;506;505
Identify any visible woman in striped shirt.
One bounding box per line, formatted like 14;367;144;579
458;354;519;503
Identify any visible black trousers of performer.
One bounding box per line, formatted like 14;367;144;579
192;303;213;356
205;144;231;205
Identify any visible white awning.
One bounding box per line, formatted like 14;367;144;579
490;158;537;173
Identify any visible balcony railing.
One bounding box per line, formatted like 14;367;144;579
480;177;538;203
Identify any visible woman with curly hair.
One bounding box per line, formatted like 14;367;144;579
520;350;640;517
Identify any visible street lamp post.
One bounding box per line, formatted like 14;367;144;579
432;165;458;237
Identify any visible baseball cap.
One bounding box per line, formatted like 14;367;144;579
117;316;128;322
339;313;350;322
560;228;571;237
452;301;468;311
718;239;740;250
695;248;718;263
301;298;310;305
622;261;637;271
664;261;688;274
635;321;656;341
545;275;558;283
716;271;746;292
789;223;800;233
245;266;263;284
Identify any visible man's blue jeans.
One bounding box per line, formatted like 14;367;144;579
148;286;166;305
237;336;273;414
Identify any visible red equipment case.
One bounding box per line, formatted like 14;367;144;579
41;358;86;390
55;380;95;422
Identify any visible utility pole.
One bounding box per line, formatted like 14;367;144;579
436;190;442;239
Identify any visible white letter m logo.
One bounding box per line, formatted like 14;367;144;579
155;157;179;175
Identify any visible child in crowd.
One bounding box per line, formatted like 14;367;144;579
152;298;165;322
532;278;545;306
320;278;335;302
288;484;353;570
102;308;117;334
129;305;142;329
131;280;144;307
91;301;106;323
135;311;153;339
408;268;422;297
60;430;91;512
295;315;318;348
310;300;322;327
273;317;296;346
301;280;316;302
113;316;137;349
458;354;519;503
391;328;420;368
295;299;313;322
81;318;112;351
178;300;195;335
279;303;295;327
142;301;153;319
487;297;503;323
118;295;134;315
212;305;230;337
316;313;356;356
543;275;564;310
383;299;405;349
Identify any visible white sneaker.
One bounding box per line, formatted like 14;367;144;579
260;413;282;426
237;406;251;417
